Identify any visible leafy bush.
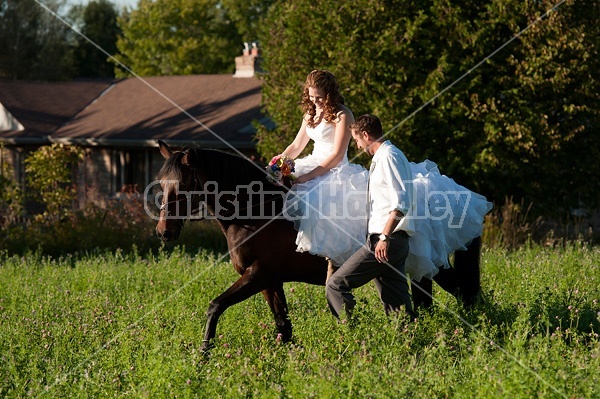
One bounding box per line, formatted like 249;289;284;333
483;196;599;249
0;192;226;257
24;143;83;222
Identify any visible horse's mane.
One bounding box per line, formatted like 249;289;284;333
158;151;185;183
160;148;282;192
194;149;273;189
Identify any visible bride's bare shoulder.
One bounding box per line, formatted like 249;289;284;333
335;105;354;122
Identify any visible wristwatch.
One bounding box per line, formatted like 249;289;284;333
379;234;389;242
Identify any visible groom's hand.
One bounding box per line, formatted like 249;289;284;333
375;240;389;263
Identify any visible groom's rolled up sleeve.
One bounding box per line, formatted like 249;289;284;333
382;156;412;216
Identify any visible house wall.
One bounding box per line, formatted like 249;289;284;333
0;146;31;189
83;147;164;198
0;145;16;179
81;148;116;201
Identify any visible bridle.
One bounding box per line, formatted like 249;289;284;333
159;159;204;221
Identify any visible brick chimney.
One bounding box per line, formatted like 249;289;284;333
233;41;262;78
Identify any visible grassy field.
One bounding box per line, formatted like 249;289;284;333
0;244;599;398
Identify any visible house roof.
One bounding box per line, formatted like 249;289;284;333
0;79;114;143
1;75;266;148
53;75;264;148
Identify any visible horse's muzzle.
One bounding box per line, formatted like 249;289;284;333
156;227;180;242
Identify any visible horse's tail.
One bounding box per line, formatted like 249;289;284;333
454;236;482;306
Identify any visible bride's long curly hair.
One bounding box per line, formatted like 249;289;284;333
301;70;345;128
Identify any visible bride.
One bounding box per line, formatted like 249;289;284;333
279;69;492;283
280;70;368;279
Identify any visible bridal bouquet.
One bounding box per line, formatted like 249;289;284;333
266;154;296;186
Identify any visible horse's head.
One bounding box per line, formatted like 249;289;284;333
155;140;201;242
155;141;289;241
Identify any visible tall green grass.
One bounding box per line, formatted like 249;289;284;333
0;244;598;398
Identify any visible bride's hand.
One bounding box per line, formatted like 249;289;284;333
294;175;310;185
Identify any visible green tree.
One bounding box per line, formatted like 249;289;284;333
257;0;600;212
25;144;83;222
0;0;74;80
71;0;121;78
219;0;276;41
115;0;243;76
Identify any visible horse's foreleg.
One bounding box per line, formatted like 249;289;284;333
202;271;267;351
261;285;292;342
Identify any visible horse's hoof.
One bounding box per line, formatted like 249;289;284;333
200;340;214;355
460;292;481;308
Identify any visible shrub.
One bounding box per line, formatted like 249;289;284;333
24;143;83;222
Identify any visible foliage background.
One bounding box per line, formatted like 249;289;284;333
1;0;598;213
70;0;121;77
114;0;275;76
0;0;74;80
256;0;600;214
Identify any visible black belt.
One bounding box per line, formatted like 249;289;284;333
369;230;408;240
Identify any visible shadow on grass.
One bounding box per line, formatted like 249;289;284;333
433;288;600;348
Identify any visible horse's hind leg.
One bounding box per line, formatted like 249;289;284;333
414;267;460;310
202;271;267;351
411;278;433;310
433;267;460;299
413;236;482;310
261;285;293;342
454;236;482;306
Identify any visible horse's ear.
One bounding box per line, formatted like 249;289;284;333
158;140;172;159
181;149;195;167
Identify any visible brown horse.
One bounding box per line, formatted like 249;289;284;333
154;141;481;350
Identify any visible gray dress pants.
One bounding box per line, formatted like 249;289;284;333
326;231;414;319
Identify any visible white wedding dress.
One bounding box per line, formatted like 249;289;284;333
284;120;369;266
405;160;493;281
284;120;493;281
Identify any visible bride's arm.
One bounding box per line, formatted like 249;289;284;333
281;117;311;159
294;107;354;184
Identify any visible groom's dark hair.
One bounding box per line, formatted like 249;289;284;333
349;114;383;139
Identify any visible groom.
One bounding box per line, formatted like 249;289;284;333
326;114;415;320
